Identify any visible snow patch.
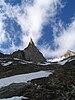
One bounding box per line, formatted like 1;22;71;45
58;59;69;65
47;56;75;65
1;62;12;66
0;71;52;88
58;57;75;65
37;62;51;65
47;56;65;62
14;58;20;60
14;58;33;64
19;61;33;64
68;57;75;62
0;96;28;100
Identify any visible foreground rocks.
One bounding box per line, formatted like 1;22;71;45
0;60;75;100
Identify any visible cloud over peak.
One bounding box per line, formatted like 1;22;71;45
41;18;75;58
1;0;75;59
0;0;61;54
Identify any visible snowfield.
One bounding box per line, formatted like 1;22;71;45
0;96;28;100
58;57;75;65
47;56;65;62
0;71;52;88
47;56;75;65
58;59;69;65
1;62;12;66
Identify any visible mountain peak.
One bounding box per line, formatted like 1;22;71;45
0;38;46;63
29;38;34;45
63;50;75;58
23;38;46;63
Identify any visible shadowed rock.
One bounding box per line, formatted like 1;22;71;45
23;38;46;63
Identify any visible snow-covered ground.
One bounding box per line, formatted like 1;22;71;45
19;61;33;64
0;71;52;88
1;62;12;66
58;59;69;65
14;58;33;64
0;96;28;100
58;57;75;65
47;56;65;62
68;57;75;62
37;62;51;66
13;58;21;61
47;56;75;65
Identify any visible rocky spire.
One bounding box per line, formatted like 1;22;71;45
28;38;35;47
5;37;46;63
23;38;46;63
29;38;34;45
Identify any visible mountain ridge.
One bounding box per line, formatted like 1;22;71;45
0;39;46;63
63;50;75;58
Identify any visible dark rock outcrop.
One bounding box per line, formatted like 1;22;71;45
0;53;4;58
23;38;46;63
11;50;25;60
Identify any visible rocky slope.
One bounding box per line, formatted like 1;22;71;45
0;57;59;79
0;41;75;100
0;58;75;100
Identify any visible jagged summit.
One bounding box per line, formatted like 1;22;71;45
18;39;46;62
27;38;35;48
0;38;46;63
63;50;75;58
24;38;46;63
47;50;75;63
29;38;34;45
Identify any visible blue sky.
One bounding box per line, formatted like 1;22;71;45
0;0;75;58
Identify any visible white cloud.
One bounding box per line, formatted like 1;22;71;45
0;0;62;54
2;0;74;59
0;15;7;44
40;18;75;58
56;19;75;51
